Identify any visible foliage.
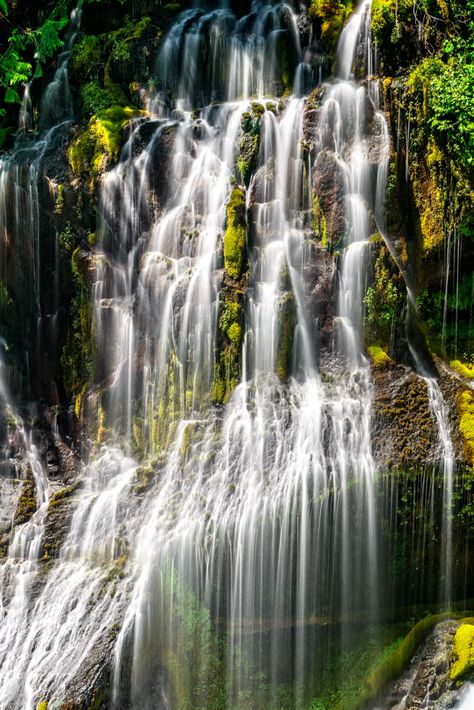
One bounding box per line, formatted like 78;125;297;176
71;34;105;81
416;273;474;356
0;1;69;109
81;81;116;117
450;623;474;680
429;42;474;173
309;0;354;49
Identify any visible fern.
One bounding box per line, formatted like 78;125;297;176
0;1;69;110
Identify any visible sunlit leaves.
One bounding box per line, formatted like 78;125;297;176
0;2;69;109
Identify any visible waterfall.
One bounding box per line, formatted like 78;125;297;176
0;353;51;708
0;0;461;707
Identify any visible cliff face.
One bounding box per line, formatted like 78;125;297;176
0;0;473;707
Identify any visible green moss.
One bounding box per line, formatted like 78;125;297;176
368;345;393;368
459;390;474;465
223;187;247;281
451;360;474;379
72;17;152;83
110;16;152;63
212;293;244;404
14;476;37;526
48;482;81;509
451;623;474;680
237;132;260;186
226;321;241;345
81;81;116;117
92;106;141;168
68;105;143;180
68;129;95;178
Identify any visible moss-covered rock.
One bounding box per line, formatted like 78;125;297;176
14;472;37;526
459;390;474;465
42;481;82;561
212;290;245;404
223;187;247;281
237;130;260;187
68;106;144;183
451;360;474;380
368;345;393;368
451;623;474;680
364;244;404;349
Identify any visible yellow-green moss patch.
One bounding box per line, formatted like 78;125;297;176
459;390;474;464
223;187;247;280
368;345;393;368
451;623;474;680
68;106;144;180
14;476;37;526
451;360;474;379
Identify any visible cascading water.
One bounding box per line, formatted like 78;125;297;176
0;0;463;708
0;7;80;396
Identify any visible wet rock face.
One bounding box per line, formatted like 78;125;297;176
303;241;336;348
312;148;347;249
371;364;439;469
371;358;468;471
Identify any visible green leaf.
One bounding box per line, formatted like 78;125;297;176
5;87;21;103
0;0;8;14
